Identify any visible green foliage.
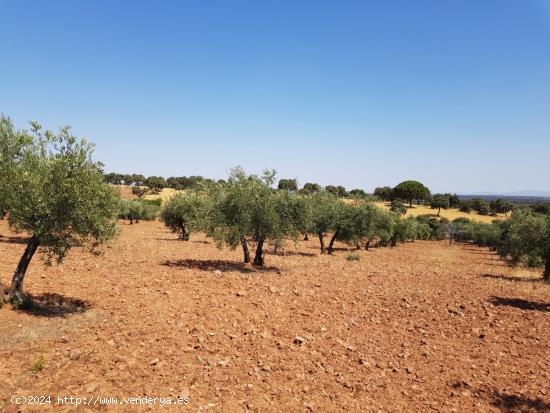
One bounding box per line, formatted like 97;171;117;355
393;180;430;207
346;252;360;261
299;182;321;195
6;122;120;265
373;186;394;201
430;195;450;215
325;185;348;198
160;192;210;240
0;116;32;216
390;200;407;215
490;199;513;215
131;186;147;197
459;200;472;213
166;176;209;190
496;210;549;270
277;178;298;192
145;176;167;193
119;199;160;223
204;167;306;265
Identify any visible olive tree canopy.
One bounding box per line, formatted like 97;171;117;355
1;120;119;305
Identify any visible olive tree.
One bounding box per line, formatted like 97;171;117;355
308;191;340;253
119;199;160;224
496;210;550;279
431;195;450;216
205;167;300;266
160;192;209;240
3;122;119;306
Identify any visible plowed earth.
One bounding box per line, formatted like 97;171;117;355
1;220;549;412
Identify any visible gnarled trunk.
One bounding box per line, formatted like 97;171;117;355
241;238;250;263
253;237;265;266
327;230;339;254
10;236;40;299
365;240;371;251
318;232;325;254
303;233;309;241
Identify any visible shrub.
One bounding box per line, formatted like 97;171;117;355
132;186;147;198
30;354;46;373
119;199;160;223
346;253;360;261
390;200;407;215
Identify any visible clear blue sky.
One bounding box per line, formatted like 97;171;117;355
1;0;549;193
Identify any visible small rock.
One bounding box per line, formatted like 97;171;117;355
406;367;413;374
294;336;306;345
86;383;98;393
69;349;82;361
214;270;222;276
236;290;246;297
149;358;160;366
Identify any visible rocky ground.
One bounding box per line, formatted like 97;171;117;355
0;220;549;412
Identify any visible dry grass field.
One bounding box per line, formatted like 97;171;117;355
1;219;548;412
374;202;506;223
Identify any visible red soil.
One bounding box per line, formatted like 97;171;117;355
1;220;548;412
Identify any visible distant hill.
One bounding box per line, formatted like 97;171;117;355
458;192;550;204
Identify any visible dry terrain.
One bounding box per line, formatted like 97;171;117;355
374;202;506;224
0;220;549;412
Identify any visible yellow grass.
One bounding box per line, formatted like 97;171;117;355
374;201;505;223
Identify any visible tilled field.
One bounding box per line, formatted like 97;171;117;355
0;220;549;412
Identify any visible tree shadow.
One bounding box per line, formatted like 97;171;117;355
0;235;29;244
162;259;280;274
450;382;550;412
489;296;549;312
19;293;91;317
492;391;550;412
481;274;545;283
266;250;316;257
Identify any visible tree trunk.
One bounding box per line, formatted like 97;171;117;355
544;253;550;280
303;233;309;241
10;236;40;299
327;231;339;254
129;218;133;224
409;199;413;207
253;237;265;266
241;238;250;263
365;240;371;251
179;223;188;240
437;207;441;216
318;232;325;254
